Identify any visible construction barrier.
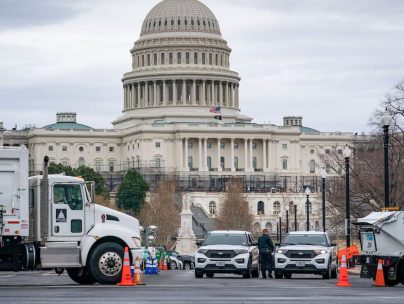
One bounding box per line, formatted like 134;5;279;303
117;247;135;286
337;245;359;266
336;254;352;287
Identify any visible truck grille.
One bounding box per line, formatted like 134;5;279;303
206;250;235;259
286;250;315;259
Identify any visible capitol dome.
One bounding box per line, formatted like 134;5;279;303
114;0;250;128
140;0;221;36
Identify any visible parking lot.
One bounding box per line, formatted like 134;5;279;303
1;269;404;304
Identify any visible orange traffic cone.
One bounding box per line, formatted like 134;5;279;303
133;256;145;285
117;247;135;286
336;254;352;287
163;256;168;271
158;257;163;271
374;259;385;287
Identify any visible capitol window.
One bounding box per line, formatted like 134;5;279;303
282;159;288;170
325;149;330;154
79;146;84;152
215;54;218;65
186;52;190;64
202;53;206;64
164;19;167;26
184;18;187;26
209;53;212;65
147;54;150;65
48;146;53;152
155;142;161;148
220;142;225;149
282;143;287;149
310;160;316;173
194;52;198;64
252;143;257;149
169;53;173;64
234;143;239;149
177;52;181;64
109;147;114;152
177;18;181;26
62;146;67;152
273;201;281;215
161;53;165;64
207;142;212;149
209;201;216;216
95;146;101;152
154;53;157;65
188;142;193;148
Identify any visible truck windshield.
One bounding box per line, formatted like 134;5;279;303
283;234;328;247
203;233;248;246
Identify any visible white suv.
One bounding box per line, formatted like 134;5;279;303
274;231;338;279
194;230;259;278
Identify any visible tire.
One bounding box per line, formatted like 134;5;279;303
322;264;332;280
331;264;338;279
206;272;214;278
67;267;96;285
183;262;192;270
284;273;292;279
243;259;252;278
170;260;177;270
195;270;204;278
88;242;124;285
274;270;283;279
252;268;260;278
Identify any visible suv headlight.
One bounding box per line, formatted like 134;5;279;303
197;249;208;255
234;249;248;255
314;249;328;255
277;249;288;254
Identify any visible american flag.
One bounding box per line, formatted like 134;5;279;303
209;106;221;114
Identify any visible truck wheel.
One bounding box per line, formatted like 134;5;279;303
88;242;124;284
67;267;96;285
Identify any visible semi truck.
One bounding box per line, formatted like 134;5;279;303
0;146;143;284
355;210;404;286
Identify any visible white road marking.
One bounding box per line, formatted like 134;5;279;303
0;275;15;278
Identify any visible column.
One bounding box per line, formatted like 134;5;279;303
204;138;208;170
198;138;202;171
184;138;189;170
219;81;223;106
137;83;141;107
163;80;167;106
263;139;267;171
217;138;222;171
123;85;127;109
224;82;228;106
173;80;177;105
202;80;206;105
145;82;149;106
153;81;157;106
244;139;248;171
236;85;239;108
231;138;235;172
179;138;183;170
130;84;135;109
182;79;186;103
192;80;196;105
249;139;253;171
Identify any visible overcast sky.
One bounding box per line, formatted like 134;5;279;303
1;0;403;133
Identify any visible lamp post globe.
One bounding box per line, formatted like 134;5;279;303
305;187;311;231
320;168;327;232
343;145;351;247
382;109;392;208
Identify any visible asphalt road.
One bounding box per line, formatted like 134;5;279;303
1;270;403;304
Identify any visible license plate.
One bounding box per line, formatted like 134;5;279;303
216;261;225;267
296;261;305;267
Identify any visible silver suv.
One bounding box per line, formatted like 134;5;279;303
274;231;337;279
194;230;259;278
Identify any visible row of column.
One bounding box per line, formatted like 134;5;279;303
176;138;276;172
123;79;239;110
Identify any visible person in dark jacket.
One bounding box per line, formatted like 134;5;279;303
258;228;274;278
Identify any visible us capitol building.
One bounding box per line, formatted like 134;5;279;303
0;0;353;241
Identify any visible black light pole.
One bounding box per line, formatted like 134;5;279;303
285;207;289;233
382;110;392;208
279;216;282;242
321;168;327;232
276;222;279;242
305;187;311;231
343;145;352;247
294;204;297;231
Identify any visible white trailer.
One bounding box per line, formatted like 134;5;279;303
0;146;143;284
355;211;404;286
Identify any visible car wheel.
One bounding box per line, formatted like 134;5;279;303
206;272;214;278
284;273;292;279
322;263;332;279
331;264;338;279
195;270;204;278
170;260;177;270
243;258;252;278
88;242;123;284
183;262;192;270
274;270;283;279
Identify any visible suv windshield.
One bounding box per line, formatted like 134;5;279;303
203;233;248;246
283;234;329;246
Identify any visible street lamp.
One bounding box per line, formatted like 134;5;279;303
294;203;298;231
320;168;327;232
279;216;282;242
343;145;352;247
285;205;289;233
305;187;311;231
382;109;392;208
141;225;158;248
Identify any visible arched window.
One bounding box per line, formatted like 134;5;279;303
202;53;206;64
207;156;212;170
169;52;173;64
186;52;190;64
264;222;272;234
209;201;216;215
253;222;261;234
78;157;85;167
154;53;157;65
108;159;116;172
310;159;316;173
273;201;280;215
177;52;181;64
94;159;102;172
234;156;238;169
160;53;165;65
194;52;198;64
257;201;265;215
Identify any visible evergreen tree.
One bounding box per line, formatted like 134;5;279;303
116;169;149;215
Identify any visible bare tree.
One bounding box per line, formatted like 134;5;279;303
138;179;180;245
215;179;253;231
